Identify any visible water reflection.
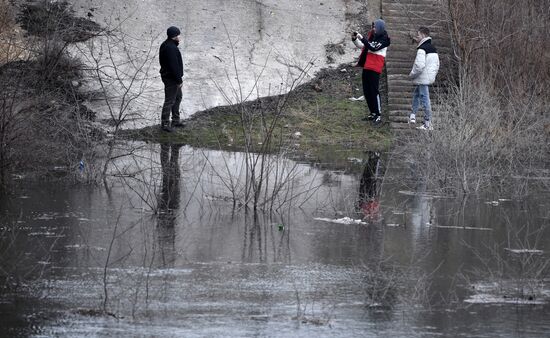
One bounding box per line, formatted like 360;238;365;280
242;211;291;264
357;151;381;220
1;145;549;336
156;142;183;267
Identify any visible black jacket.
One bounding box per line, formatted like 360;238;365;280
159;39;183;84
356;29;390;72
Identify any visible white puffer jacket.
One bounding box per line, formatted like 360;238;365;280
409;37;439;85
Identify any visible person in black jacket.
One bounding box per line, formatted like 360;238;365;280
159;26;185;132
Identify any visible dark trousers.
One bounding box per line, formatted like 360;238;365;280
161;79;182;125
362;69;381;117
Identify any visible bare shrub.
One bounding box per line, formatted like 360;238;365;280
0;46;100;184
0;1;105;186
445;0;549;116
403;0;550;194
447;0;550;90
361;258;434;310
206;23;317;212
462;218;550;304
410;77;548;194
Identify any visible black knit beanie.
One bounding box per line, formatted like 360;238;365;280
167;26;181;39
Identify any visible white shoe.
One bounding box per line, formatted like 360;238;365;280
416;122;433;131
408;114;416;124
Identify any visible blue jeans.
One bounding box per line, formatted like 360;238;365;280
412;85;432;122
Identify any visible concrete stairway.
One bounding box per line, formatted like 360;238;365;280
381;0;455;128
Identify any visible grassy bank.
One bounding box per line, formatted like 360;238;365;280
124;64;394;164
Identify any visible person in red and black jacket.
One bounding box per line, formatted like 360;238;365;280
352;19;390;124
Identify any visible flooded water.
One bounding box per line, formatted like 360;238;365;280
1;145;549;337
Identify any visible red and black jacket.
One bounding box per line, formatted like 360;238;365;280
356;30;390;74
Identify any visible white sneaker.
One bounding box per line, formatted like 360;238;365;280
416;122;433;131
408;114;416;124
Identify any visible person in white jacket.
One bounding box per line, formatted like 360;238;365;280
408;27;440;130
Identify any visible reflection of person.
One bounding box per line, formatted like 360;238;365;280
408;26;440;130
157;143;182;266
159;26;186;132
357;151;381;219
352;19;391;125
158;143;182;213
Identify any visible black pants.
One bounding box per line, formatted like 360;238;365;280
362;69;381;117
161;79;182;125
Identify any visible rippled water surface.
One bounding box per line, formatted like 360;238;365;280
1;145;549;337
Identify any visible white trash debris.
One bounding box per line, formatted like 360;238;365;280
314;217;366;225
505;248;544;254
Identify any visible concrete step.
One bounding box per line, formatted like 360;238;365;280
389;122;419;130
387;79;415;86
383;0;441;5
387;24;447;33
384;5;442;14
387;89;415;96
387;87;415;94
387;109;414;115
389;105;414;112
384;20;446;27
383;8;444;16
387;81;415;88
385;68;412;74
386;62;413;68
385;66;412;73
388;97;413;104
386;60;414;66
383;0;442;7
389;45;453;53
388;116;410;123
388;34;452;43
386;50;454;61
388;109;414;116
386;46;418;52
388;73;412;78
387;112;410;118
389;87;413;98
384;16;442;25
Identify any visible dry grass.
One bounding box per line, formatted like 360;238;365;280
404;77;549;194
401;0;550;195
